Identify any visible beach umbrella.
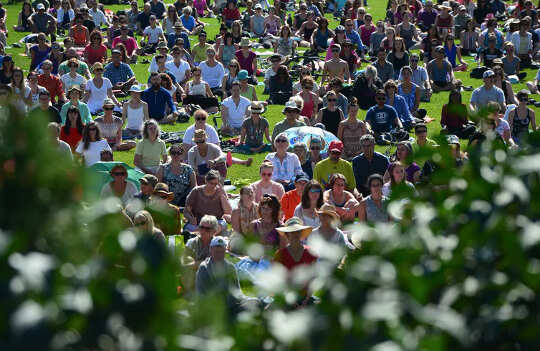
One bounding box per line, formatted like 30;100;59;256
281;126;338;153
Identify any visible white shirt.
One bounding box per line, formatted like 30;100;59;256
89;8;108;27
56;8;75;24
61;73;87;94
293;204;321;228
264;152;302;182
75;139;111;166
183;124;220;146
222;96;251;128
148;53;173;73
199;61;225;88
166;59;190;82
143;25;164;44
100;181;138;205
85;78;113;114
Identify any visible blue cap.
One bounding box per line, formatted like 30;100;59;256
294;172;309;183
129;84;143;93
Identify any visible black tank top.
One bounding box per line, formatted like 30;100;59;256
321;107;340;136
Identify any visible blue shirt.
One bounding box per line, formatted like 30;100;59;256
365;104;398;133
386;95;413;124
142;87;177;120
103;62;134;86
346;30;365;51
352;152;390;196
167;32;191;49
181;15;196;31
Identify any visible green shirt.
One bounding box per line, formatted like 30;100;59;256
58;60;90;77
60;101;92;125
271;119;306;141
191;43;212;63
135;138;167;168
313;158;356;191
411;138;438;153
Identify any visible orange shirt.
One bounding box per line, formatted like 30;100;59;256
281;190;301;221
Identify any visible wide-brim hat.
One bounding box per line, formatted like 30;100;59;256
240;37;251;47
153;182;174;201
129;84;143;93
249;101;266;114
267;54;284;64
102;98;115;107
282;100;301;113
316;203;340;220
68;85;83;95
276;217;313;241
157;41;168;50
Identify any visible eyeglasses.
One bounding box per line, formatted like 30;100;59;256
170;150;183;155
261;172;272;177
103;107;114;110
112;172;127;176
276;139;287;143
327;98;337;102
310;146;321;150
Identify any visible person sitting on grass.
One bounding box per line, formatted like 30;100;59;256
186;214;219;268
323;173;360;222
365;89;403;142
309;204;355;261
265;133;303;192
441;89;476;139
142;72;179;124
237;101;272;154
100;164;138;206
382;161;416;197
221;81;251;137
95;98;137;151
249;161;286;203
134;120;168;175
281;173;310;221
187;129;227;185
426;45;458;93
147;182;182;236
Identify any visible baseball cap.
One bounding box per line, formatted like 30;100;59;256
294;172;310;183
210;236;227;248
328;140;344;153
446;135;460;145
36;3;45;10
140;174;158;187
483;70;495;78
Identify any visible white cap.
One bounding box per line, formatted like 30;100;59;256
210;236;227;248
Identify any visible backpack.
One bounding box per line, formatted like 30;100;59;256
470;66;487;79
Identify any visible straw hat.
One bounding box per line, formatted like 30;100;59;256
249;101;266;114
276;217;313;241
67;85;83;97
239;37;251;47
316;203;340;219
153;182;174;202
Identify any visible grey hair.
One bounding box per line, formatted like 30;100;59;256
274;132;290;147
200;215;218;231
365;65;377;78
360;134;375;144
205;169;220;182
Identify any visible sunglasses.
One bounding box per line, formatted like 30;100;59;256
196;117;206;121
261;172;272;177
310;146;321;150
170;150;183;155
327;98;337;102
112;172;127;176
276;139;288;143
410;58;419;62
195;140;205;144
309;188;321;193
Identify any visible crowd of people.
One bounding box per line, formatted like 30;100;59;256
1;0;539;309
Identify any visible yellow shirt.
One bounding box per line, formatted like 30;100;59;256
191;43;212;63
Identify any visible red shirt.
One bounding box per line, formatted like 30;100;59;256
281;190;301;221
112;37;138;56
84;44;107;65
38;74;65;103
60;127;83;151
223;8;240;21
274;246;317;271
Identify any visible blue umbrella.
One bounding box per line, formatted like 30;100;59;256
281;126;338;153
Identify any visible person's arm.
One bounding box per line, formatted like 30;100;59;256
337;121;344;141
219;186;232;215
357;201;366;221
134;154;153;174
456;46;466;65
107;88;121;108
264;125;271;144
156;164;164;182
315;108;323;125
239;126;247;144
321;62;328;86
205;82;214;97
114;125;122;149
221;105;229;128
231;208;242;233
440;104;447;127
531;110;537;131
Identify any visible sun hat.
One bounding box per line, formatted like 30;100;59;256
254;3;262;9
276;217;313;241
210;236;227;248
446;135;460;145
157;41;168;50
68;85;83;95
483;70;495;78
316;203;340;219
328;140;344;153
282;100;301;113
249;101;266;114
129;84;143;93
237;70;250;80
102;98;115;107
140;174;158;187
174;21;183;28
240;37;251;47
153;183;174;201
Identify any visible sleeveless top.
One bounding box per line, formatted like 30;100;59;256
315;28;331;48
300;93;315;119
431;61;450;82
303;24;317;41
328;191;347;207
365;195;389;222
252;15;265;36
187;80;207;96
321;108;341;136
437;15;452;28
94;116;123;145
240;84;255;100
222;44;235;67
462;31;478;51
126;104;145;130
512;108;531;139
342;121;365;159
277;37;294;56
398;83;417;112
398;23;415;43
163;163;194;207
444;44;457;67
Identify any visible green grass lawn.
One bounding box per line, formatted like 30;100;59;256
4;0;540;187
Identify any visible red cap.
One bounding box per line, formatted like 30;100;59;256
328;140;343;153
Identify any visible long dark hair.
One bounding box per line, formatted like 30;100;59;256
63;106;84;135
258;194;281;224
301;180;324;209
82;121;102;150
448;89;462;104
276;65;290;83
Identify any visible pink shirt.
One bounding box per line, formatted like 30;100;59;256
112;37;138;56
193;0;206;16
360;24;376;46
250;180;285;203
84;44;107;65
235;49;257;76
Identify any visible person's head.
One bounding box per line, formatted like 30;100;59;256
210;236;227;261
364;13;373;23
274;132;290;151
199;214;218;240
414;123;428;142
22;1;33;13
328;139;344;162
383;80;397;97
40;59;52;74
446;135;461;159
152;182;173;204
193;109;208;127
520;17;531;31
102;98;115;115
249;101;265;118
139;174;158;195
326;91;338;110
142;120;159;140
230;80;241;97
133;210;157;233
11;67;24;87
206;47;216;61
160;72;173;90
276;65;290;82
205;170;220;189
393;37;405;52
48;122;61;141
301;180;324;209
37;32;47;45
365;65;377;80
448;89;462;104
149;72;161;88
294;172;310;195
182;6;191;16
90;31;103;46
301;76;315;92
308;137;323;156
38;90;51;107
367;174;384;197
330;43;341;57
329;173;347;193
377;47;386;62
110;49;122;64
66;105;82;130
292;142;308;163
67;85;83;101
318;17;329;29
487;33;497;48
504;42;515;56
82;122;101;147
67;57;79;72
239;186;254;207
198;31;207;43
385;27;395;39
282;100;301;120
388;161;405;185
193;128;207;145
191;66;202;80
92;62;104;76
348;97;359;115
517;89;530;105
330;78;343;92
375;89;386;106
396;141;413;162
360;134;376;158
280;25;291;38
258;193;281;223
482;70;495;87
110;164;128;183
